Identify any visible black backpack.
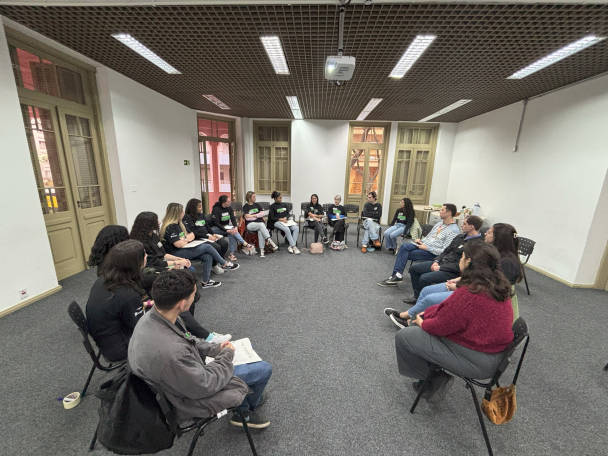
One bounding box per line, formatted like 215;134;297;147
94;364;175;455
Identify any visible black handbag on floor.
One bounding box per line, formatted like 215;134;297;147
95;363;175;455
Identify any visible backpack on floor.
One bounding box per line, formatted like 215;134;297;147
310;242;324;254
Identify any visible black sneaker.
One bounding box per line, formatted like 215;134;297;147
403;296;418;304
384;308;408;329
426;371;454;403
412;380;433;398
229;410;270;429
201;280;221;289
222;261;240;271
322;237;329;244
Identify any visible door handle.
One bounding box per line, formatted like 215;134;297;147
77;201;81;208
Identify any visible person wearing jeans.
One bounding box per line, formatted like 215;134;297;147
384;198;415;252
360;191;382;252
210;195;255;260
268;190;300;254
243;191;278;258
160;202;239;289
378;203;460;287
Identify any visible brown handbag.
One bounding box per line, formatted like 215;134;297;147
482;384;517;425
310;242;324;254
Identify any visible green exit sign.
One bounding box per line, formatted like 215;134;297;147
184;160;190;166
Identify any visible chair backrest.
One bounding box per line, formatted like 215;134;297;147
421;224;434;237
141;376;182;436
479;226;489;237
518;237;536;263
344;204;360;214
204;213;214;224
300;202;308;214
285;202;293;216
491;317;529;386
230;201;242;213
259;201;270;211
67;301;106;369
322;203;332;214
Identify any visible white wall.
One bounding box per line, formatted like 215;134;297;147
429;122;457;205
446;74;608;285
0;22;59;312
97;67;200;229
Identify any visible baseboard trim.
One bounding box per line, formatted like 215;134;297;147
525;264;597;289
0;285;63;319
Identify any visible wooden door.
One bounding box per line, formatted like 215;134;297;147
20;99;86;280
57;107;112;260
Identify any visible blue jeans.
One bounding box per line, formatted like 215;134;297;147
247;222;270;247
384;225;406;250
234;361;273;411
407;282;453;317
392;243;436;276
361;219;380;245
212;227;246;254
274;221;299;247
172;244;225;282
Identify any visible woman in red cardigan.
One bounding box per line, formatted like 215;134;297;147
394;242;514;403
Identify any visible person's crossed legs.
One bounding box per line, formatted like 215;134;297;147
379;243;436;286
409;261;458;299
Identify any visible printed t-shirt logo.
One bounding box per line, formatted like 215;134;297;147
333;208;341;215
249;208;259;214
196;220;206;226
179;232;185;239
221;212;230;221
277;208;286;213
397;213;406;221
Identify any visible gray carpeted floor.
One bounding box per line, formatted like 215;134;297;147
1;228;607;456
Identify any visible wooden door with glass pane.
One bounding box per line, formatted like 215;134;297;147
389;125;438;218
20;100;86;279
344;124;389;214
255;124;290;195
58;108;112;256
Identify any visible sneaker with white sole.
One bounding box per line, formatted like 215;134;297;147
211;264;225;275
260;250;265;258
229;410;270;429
293;246;300;255
288;246;294;254
207;332;232;343
222;261;240;271
201;280;221;289
384;308;408;329
267;239;278;250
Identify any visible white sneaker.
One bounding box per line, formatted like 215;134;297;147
260;250;265;258
293;246;300;255
211;265;225;275
268;239;278;251
288;246;294;254
208;332;232;343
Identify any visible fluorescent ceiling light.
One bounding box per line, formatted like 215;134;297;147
286;96;303;119
203;95;230;110
111;33;181;74
260;36;290;75
389;35;436;78
507;35;606;80
419;99;472;121
357;98;383;121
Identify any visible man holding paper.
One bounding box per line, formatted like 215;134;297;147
129;269;273;429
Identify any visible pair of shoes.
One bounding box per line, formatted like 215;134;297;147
322;237;329;244
211;264;225;275
229;410;270;429
388;248;395;252
378;275;403;286
288;246;293;253
373;239;381;248
425;371;455;403
361;246;367;253
201;280;221;289
267;239;278;250
384;308;408;329
222;261;239;271
207;332;232;344
403;296;418;304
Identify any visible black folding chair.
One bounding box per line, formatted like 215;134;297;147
343;204;360;245
518;237;535;295
258;201;270;212
410;317;530;456
230;201;243;218
67;301;126;397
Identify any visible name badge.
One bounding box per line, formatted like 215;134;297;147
157;242;162;248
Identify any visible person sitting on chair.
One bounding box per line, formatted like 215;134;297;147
361;191;382;253
384;198;416;253
184;198;230;274
210;195;255;260
327;195;347;246
268;190;300;254
394;242;514;403
243;191;278;258
88;225;130;274
305;194;327;244
129;269;273;428
385;222;523;329
378;203;459;285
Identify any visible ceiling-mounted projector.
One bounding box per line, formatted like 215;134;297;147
325;55;356;81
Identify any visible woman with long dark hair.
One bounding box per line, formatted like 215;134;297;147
305;193;327;244
184;198;230;273
385;222;523;328
210;195;255;260
384;198;415;252
268;190;300;254
86;240;230;362
394;242;514;402
88;225;129;273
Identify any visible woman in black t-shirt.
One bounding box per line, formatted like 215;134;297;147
209;195;254;260
243;191;278;258
184;198;230;272
88;225;130;274
306;194;327;244
327;194;347;244
384;198;415;252
268;190;300;254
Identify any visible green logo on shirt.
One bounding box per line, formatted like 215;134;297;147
196;220;205;226
333;209;341;215
277;208;286;213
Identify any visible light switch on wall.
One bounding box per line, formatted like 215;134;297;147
131;185;137;192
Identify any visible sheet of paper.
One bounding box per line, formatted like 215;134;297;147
281;220;297;227
224;225;234;230
181;240;204;248
205;337;263;366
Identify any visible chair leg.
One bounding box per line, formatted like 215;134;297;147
82;363;97;397
410;370;437;413
604;363;608;372
466;382;494;456
186;421;210;456
237;409;259;456
523;268;530;295
88;426;98;451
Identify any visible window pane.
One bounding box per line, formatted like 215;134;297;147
274;147;289;192
352;126;384;143
367;149;382;193
393;149;411;195
198;118;213;137
217;121;229;139
90;186;102;207
418;129;432;144
411;150;430;197
57;66;85;104
273;126;289;142
78;187;91;209
348;149;365;195
258;146;272;191
65;115;101;209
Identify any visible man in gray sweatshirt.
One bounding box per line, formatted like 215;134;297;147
128;269;272;428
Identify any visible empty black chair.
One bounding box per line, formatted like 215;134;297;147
231;201;243;217
343;204;360;244
298;202;308;240
518;237;536;295
258;201;270;212
410;317;530;456
67;301;126;397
